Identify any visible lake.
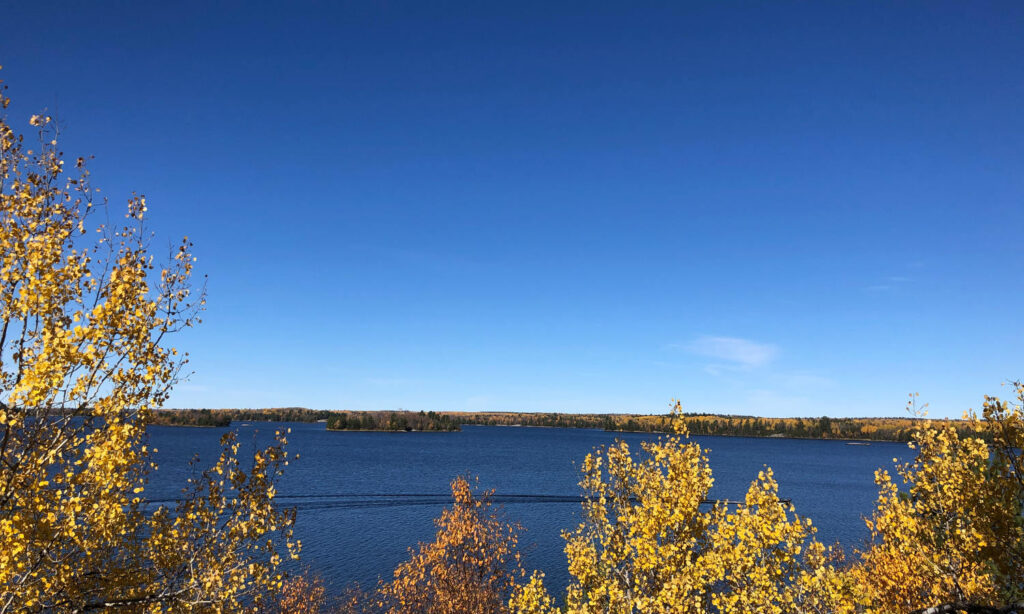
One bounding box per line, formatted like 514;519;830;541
145;422;913;595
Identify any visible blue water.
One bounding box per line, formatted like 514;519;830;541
144;423;912;594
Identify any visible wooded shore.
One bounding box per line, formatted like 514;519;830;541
150;408;982;442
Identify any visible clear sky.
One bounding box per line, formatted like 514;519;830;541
2;2;1022;418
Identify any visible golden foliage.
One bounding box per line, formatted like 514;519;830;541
378;477;525;614
333;585;381;614
511;403;850;614
852;388;1024;613
272;573;329;614
0;75;296;611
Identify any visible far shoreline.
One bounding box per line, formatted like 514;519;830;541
148;409;933;444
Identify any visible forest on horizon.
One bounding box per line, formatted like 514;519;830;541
149;407;982;442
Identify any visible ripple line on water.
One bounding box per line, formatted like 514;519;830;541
142;493;785;507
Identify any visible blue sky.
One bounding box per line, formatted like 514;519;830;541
2;2;1022;418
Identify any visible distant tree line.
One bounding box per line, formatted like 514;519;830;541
449;412;626;430
678;414;985;442
448;411;984;442
150;407;330;427
150;408;232;427
149;408;983;442
150;408;460;431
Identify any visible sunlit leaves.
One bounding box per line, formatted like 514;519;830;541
0;75;293;612
852;385;1024;613
511;402;848;614
378;477;525;614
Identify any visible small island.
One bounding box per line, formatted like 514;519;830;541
325;411;460;432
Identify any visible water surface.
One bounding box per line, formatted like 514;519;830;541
145;423;912;594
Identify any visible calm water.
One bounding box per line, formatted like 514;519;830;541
144;423;912;594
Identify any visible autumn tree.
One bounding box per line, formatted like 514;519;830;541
377;476;525;614
853;390;1024;614
510;402;852;614
0;73;296;611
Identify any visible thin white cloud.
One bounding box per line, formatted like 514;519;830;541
365;377;425;387
682;336;778;369
866;275;912;292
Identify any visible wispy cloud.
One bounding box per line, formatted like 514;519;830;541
866;275;912;292
365;377;425;387
679;336;778;369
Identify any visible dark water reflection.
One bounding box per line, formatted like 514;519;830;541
145;423;912;595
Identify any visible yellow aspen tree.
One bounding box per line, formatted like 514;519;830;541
554;414;721;614
511;402;852;614
378;476;525;614
969;382;1024;603
853;390;1024;613
0;73;296;611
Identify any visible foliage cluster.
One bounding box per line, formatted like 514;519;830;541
377;477;524;613
0;77;296;611
507;404;857;614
